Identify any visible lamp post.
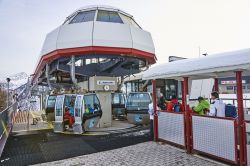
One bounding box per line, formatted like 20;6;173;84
6;77;10;108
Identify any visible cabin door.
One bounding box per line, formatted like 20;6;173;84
54;95;65;132
73;95;83;134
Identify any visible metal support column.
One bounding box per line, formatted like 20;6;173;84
6;78;10;108
45;64;51;90
236;71;247;166
183;77;191;153
70;56;77;85
214;78;219;92
152;79;158;141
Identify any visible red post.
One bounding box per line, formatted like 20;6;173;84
236;71;247;166
181;81;185;105
214;78;219;92
183;77;192;153
152;79;158;141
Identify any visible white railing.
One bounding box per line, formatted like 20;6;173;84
245;122;250;165
158;112;185;146
192;115;237;163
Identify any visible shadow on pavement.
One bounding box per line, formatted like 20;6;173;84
0;127;150;166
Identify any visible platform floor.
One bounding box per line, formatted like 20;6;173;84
0;126;150;166
12;113;136;136
33;142;227;166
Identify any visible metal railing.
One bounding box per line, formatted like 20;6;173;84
0;102;17;157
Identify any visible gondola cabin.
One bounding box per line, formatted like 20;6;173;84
54;94;102;134
126;92;151;125
111;93;126;119
45;95;57;121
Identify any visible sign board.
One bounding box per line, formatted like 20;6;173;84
97;80;115;86
221;80;246;85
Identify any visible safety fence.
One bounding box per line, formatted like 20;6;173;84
192;115;237;164
13;111;30;123
245;121;250;166
157;111;238;164
158;112;185;146
0;103;17;157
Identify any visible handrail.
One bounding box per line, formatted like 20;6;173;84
0;102;17;157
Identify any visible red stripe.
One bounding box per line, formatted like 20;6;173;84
32;46;156;83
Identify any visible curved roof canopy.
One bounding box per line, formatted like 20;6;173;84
32;5;156;84
143;48;250;80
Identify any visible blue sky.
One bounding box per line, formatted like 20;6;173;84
0;0;250;77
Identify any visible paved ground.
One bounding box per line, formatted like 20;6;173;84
2;115;227;166
34;142;225;166
0;127;150;166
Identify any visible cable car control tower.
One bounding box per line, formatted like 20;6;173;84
32;5;156;128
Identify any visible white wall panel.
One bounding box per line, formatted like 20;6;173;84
158;112;185;146
192;116;236;162
190;79;214;99
93;22;132;48
130;27;155;54
57;22;93;49
40;27;60;55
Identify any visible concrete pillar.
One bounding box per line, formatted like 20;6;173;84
96;92;112;128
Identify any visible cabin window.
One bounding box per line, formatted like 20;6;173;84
84;95;101;113
74;96;82;117
55;96;64;116
226;86;233;90
97;10;123;23
119;13;141;28
126;93;151;110
112;93;125;105
47;96;56;108
70;10;95;24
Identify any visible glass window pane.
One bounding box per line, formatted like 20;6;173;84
109;11;123;23
83;10;95;22
119;14;131;25
70;12;86;24
97;10;109;22
94;95;101;111
70;10;95;24
56;96;64;116
47;96;56;108
227;86;233;90
84;95;101;113
126;93;151;110
74;96;82;117
131;19;141;28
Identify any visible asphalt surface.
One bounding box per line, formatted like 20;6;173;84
0;127;150;166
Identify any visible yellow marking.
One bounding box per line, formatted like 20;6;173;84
12;128;52;132
47;121;54;129
0;120;8;137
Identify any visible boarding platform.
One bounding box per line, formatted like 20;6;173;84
0;121;149;166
